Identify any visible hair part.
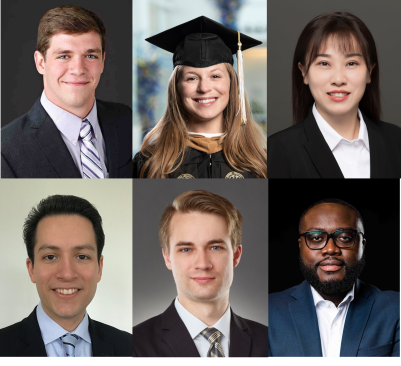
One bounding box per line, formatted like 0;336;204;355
292;12;381;124
23;195;105;265
159;190;243;253
37;5;106;58
140;63;267;178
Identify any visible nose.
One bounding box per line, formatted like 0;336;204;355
194;249;212;270
321;236;341;256
56;258;78;281
69;56;86;76
330;65;347;87
197;78;212;94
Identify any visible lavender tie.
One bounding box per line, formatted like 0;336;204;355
61;333;79;357
80;119;104;179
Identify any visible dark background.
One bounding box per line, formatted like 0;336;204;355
269;179;400;294
1;0;132;126
266;0;401;136
132;180;268;327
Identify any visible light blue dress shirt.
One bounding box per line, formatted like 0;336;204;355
36;302;92;357
40;91;109;178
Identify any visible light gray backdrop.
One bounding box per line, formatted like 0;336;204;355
132;180;268;327
267;0;401;136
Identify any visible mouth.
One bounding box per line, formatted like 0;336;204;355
319;260;344;272
53;288;80;296
192;97;218;106
191;277;215;284
62;82;90;86
327;91;350;101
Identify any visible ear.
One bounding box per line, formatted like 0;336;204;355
97;255;104;282
34;51;46;75
162;249;172;270
298;237;302;249
101;51;106;73
233;245;242;268
298;62;309;85
367;63;375;84
26;258;36;284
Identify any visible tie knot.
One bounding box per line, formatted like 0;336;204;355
201;327;222;344
80;119;93;141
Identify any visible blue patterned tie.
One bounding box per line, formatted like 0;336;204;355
80;119;104;179
61;333;79;357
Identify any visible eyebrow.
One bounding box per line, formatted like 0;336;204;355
174;239;228;247
304;226;356;232
37;244;95;252
52;48;102;55
316;53;362;58
183;68;223;76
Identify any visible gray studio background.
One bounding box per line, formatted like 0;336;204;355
267;0;401;136
132;180;268;327
1;0;132;127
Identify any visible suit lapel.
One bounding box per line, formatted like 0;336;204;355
229;310;252;357
302;110;344;178
161;302;200;357
340;280;375;357
288;281;323;356
364;116;387;178
17;308;47;357
89;317;115;357
97;101;119;178
29;100;81;178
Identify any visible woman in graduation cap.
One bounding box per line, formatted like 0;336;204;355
133;16;267;179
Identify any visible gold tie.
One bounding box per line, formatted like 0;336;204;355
201;327;225;357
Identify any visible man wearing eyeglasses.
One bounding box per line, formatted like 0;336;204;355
268;198;400;357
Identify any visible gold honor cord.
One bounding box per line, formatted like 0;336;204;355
236;31;247;125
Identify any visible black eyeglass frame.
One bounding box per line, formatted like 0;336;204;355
299;229;365;250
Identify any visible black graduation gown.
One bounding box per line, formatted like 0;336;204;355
133;147;256;178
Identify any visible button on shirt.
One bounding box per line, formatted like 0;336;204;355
174;298;230;357
40;91;109;178
313;103;370;178
311;285;355;357
36;302;92;357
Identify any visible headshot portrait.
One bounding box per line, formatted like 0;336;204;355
1;1;133;178
0;179;132;357
132;180;268;357
268;179;400;357
133;1;267;178
266;0;401;178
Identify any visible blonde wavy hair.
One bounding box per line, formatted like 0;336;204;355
140;63;267;178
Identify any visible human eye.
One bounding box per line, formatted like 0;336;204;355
308;232;324;242
211;75;221;79
317;61;329;67
77;254;90;260
57;55;69;60
87;54;99;59
210;245;223;251
44;254;57;260
347;61;359;66
186;76;197;81
180;248;192;253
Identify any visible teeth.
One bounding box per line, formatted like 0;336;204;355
196;98;216;103
55;289;78;295
329;93;349;97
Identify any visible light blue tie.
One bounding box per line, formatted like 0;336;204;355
61;333;79;357
80;119;104;179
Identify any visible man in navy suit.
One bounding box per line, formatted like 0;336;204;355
268;198;399;357
1;6;132;178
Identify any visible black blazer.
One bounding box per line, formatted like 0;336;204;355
133;148;257;178
266;110;401;178
0;308;132;357
1;99;133;178
132;301;268;357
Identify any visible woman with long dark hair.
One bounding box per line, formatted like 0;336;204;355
267;12;401;178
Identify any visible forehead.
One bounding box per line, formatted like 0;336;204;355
302;203;358;230
317;34;362;55
47;31;102;50
35;215;96;250
181;63;228;75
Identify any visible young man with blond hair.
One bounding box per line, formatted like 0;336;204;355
1;6;132;178
133;190;268;357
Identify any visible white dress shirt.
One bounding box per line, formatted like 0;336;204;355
311;285;355;357
36;302;92;357
188;132;224;138
174;298;231;357
40;91;109;178
313;103;370;178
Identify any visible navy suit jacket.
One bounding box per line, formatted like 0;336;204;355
1;99;133;178
0;308;132;357
132;301;269;357
268;280;400;357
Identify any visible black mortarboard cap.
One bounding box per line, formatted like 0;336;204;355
145;16;262;68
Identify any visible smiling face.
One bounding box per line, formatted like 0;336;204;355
163;212;242;305
299;36;373;123
27;215;103;331
34;31;105;118
298;203;365;295
178;64;231;133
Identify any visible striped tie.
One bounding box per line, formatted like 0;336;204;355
61;333;79;357
201;327;225;357
80;119;104;179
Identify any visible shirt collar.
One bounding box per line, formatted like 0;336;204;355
188;132;224;138
40;90;98;146
36;302;91;345
174;298;231;341
310;284;355;308
313;103;370;152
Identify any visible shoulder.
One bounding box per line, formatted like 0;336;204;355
267;123;306;145
269;284;302;306
96;100;132;116
0;318;26;356
0;318;23;338
92;319;132;343
233;313;268;336
132;313;162;336
362;282;400;305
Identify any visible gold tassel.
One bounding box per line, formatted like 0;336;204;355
236;31;247;125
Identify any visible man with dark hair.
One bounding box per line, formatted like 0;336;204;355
0;195;131;357
268;198;400;357
1;5;132;178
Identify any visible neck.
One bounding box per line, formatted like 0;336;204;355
44;90;94;119
42;305;85;332
316;103;360;141
187;115;224;134
178;293;229;326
